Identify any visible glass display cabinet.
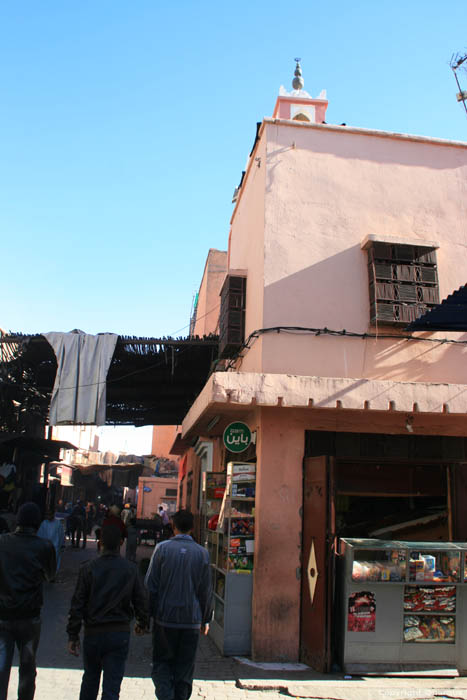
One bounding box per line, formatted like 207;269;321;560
339;539;467;673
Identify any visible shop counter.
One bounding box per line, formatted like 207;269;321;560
338;538;467;673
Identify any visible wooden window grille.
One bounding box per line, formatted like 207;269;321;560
367;243;439;325
219;275;247;358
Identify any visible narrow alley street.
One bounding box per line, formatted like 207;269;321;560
6;539;467;700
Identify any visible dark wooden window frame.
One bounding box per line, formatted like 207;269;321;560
219;274;247;358
367;242;439;325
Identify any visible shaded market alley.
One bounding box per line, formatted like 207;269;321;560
5;538;312;700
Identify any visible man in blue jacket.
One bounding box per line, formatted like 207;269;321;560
145;509;212;700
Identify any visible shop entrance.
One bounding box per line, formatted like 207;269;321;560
300;431;460;672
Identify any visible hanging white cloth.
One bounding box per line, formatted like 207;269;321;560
44;330;118;426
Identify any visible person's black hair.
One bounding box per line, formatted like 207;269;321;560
100;524;122;551
172;509;193;533
17;502;41;529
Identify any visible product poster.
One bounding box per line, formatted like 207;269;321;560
348;591;376;632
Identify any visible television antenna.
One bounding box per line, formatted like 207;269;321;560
450;52;467;118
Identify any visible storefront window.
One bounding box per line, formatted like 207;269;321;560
408;550;460;583
352;549;406;582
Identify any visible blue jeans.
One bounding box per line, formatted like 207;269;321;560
152;624;200;700
0;617;41;700
79;630;130;700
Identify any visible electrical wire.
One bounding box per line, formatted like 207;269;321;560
224;325;467;369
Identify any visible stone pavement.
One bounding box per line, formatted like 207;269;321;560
6;539;467;699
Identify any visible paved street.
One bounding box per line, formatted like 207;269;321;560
6;539;467;699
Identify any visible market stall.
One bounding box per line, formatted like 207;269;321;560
338;538;467;673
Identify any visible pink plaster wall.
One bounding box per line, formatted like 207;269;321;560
228;137;267;372
151;425;180;459
230;121;467;383
193;249;227;337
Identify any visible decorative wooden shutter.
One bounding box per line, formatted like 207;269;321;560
368;243;439;325
219;275;247;358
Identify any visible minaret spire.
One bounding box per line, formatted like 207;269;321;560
292;58;304;91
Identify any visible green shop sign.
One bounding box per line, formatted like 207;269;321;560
223;422;252;453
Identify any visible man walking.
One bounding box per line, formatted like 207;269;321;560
0;502;56;700
37;507;65;575
67;523;149;700
145;509;213;700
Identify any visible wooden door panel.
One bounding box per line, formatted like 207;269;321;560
300;455;334;671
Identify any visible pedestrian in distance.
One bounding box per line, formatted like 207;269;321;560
103;504;127;543
70;500;86;549
0;502;56;700
158;506;172;541
37;507;65;576
145;509;213;700
67;523;149;700
125;517;138;562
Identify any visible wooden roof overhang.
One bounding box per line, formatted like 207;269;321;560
0;333;219;426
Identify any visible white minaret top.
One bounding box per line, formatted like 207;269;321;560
274;59;328;123
278;59;327;100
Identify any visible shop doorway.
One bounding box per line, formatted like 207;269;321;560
300;453;452;671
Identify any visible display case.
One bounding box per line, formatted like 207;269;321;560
204;462;256;655
339;539;467;673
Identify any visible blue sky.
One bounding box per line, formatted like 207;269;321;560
1;1;466;338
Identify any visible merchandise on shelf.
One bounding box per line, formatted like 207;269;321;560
408;551;460;583
232;483;255;498
352;549;406;582
404;586;456;613
205;473;226;500
403;615;455;643
228;554;253;571
230;518;255;536
216;575;225;598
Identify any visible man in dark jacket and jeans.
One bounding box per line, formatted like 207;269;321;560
0;501;56;700
145;509;213;700
67;523;149;700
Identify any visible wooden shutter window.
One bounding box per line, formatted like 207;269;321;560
219;275;247;358
368;243;439;325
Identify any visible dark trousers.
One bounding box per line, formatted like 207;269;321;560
73;524;87;548
152;624;200;700
79;630;130;700
0;617;41;700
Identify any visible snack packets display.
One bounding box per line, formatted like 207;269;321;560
404;586;456;613
403;615;455;643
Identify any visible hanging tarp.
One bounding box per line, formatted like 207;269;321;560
44;330;118;425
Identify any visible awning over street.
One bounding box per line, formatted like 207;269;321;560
406;285;467;331
0;333;218;426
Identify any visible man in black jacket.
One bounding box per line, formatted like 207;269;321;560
0;501;56;700
67;523;149;700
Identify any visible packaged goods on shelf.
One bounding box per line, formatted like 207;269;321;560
230;505;254;518
232;484;255;498
230;463;256;475
403;615;455;643
230;519;254;536
404;586;456;613
409;551;460;583
228;554;253;571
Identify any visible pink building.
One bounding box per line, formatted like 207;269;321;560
178;63;467;667
137;475;178;518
